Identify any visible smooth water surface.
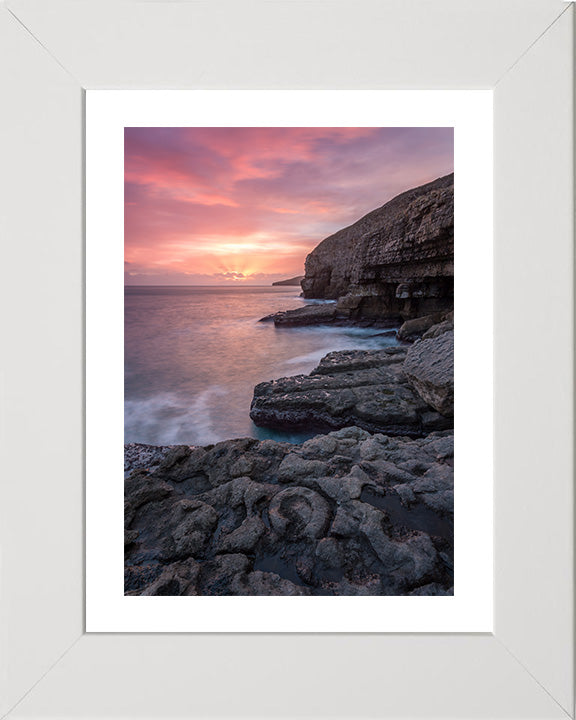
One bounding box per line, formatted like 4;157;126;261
125;286;399;445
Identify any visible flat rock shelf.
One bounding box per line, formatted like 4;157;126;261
250;346;452;437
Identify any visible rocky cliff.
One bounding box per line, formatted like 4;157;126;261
272;275;304;286
301;174;454;321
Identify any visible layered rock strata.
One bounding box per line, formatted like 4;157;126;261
125;427;454;596
250;347;451;437
301;174;454;321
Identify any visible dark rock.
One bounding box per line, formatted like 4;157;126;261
169;499;219;560
140;559;201;596
403;330;454;416
199;554;253;596
410;582;453;596
230;570;310;595
397;312;445;342
124;442;194;475
269;487;331;540
250;347;450;437
216;515;266;553
124;529;139;547
125;427;453;596
422;311;453;339
259;304;337;327
124;473;174;526
124;564;164;594
272;275;305;287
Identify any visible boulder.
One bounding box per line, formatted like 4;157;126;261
403;330;454;416
259;303;337;327
397;313;445;341
423;312;453;339
250;347;451;436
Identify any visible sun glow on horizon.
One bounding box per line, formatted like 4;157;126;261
125;127;454;285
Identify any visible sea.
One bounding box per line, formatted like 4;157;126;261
125;285;400;446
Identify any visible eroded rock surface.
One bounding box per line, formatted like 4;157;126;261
250;347;451;437
124;443;189;475
125;427;454;596
397;312;447;342
404;330;454;416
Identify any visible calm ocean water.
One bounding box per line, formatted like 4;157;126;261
125;286;399;446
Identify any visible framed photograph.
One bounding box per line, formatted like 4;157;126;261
86;90;492;632
1;1;573;718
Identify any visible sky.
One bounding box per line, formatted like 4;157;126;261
124;127;453;286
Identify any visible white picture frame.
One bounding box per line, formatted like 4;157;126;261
0;1;573;718
86;89;493;634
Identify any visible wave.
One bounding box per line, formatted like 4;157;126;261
282;329;399;372
283;348;336;366
124;386;226;446
298;298;338;305
291;324;399;339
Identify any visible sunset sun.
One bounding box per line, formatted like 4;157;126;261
124;127;454;286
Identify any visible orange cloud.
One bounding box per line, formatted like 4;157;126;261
125;127;454;284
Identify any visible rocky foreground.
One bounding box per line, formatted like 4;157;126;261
124;442;194;475
251;322;453;437
125;426;453;596
125;320;454;596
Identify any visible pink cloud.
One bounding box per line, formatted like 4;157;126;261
125;127;453;283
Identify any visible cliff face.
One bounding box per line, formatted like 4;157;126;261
272;275;304;286
301;174;454;320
